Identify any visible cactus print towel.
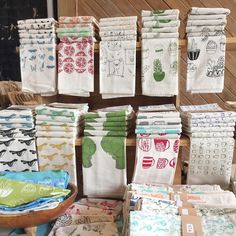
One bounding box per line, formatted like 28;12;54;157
186;8;229;93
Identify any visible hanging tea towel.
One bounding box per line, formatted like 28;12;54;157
100;40;136;98
132;136;180;185
19;44;57;95
82;136;126;198
142;38;178;96
58;36;94;96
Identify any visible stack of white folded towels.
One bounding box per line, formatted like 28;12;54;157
99;16;137;99
18;18;57;95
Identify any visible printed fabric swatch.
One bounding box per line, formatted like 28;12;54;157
186;7;229;93
141;9;180;97
99;16;137;98
0;108;38;172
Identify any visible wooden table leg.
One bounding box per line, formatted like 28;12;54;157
24;227;36;236
174;146;182;185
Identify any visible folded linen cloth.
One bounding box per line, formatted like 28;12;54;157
136;117;181;125
187;35;226;93
82;136;126;198
0;117;33;123
186;25;226;33
143;20;180;28
190;7;230;15
100;16;137;22
187;31;225;37
57;26;95;33
20;38;56;44
142;38;178;96
187;131;234;138
57;32;96;38
0;170;70;189
142;10;180;17
100;29;136;37
101;35;136;41
59;16;99;27
183;126;234;132
187;137;234;186
100;40;136;97
142;27;179;33
138;111;180;119
36;114;79;123
36;131;77;138
18;22;56;30
0;123;34;129
18;18;56;25
36;120;78;127
100;19;136;27
188;14;227;20
54;222;118;236
100;25;137;31
20;43;57;95
19;33;56;39
36;125;76;132
0;128;36;139
142;15;179;21
84;130;128;137
132;137;180;185
142;32;179;39
85;125;127;131
58;36;94;96
37;138;77;185
187;19;227;27
19;29;55;34
0;178;70;207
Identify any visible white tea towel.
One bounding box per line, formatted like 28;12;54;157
19;44;57;95
187;19;227;27
100;25;137;31
100;16;137;22
100;40;136;97
37;138;77;185
142;27;179;33
142;38;178;96
99;19;137;27
187;131;234;138
190;7;230;15
187;36;226;93
19;29;55;34
142;15;178;22
82;136;126;198
58;37;94;96
18;22;55;30
142;10;179;17
18;18;56;24
132;137;180;185
188;14;227;20
101;35;136;41
36;114;79;123
188;137;234;186
100;30;136;37
36;131;76;138
186;25;226;33
20;38;56;44
143;20;180;28
142;32;179;39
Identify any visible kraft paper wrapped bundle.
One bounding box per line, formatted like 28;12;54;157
132;104;182;185
0;107;38;172
99;16;137;98
186;7;230;93
36;103;88;185
180;104;236;186
82;106;133;198
141;10;180;97
18;18;57;96
57;16;99;97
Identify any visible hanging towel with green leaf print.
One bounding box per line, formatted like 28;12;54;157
82;136;126;198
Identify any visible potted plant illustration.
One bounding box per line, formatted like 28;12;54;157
153;59;165;81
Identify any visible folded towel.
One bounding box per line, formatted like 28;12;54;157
36;120;78;127
18;18;56;25
142;32;179;39
37;138;77;185
187;36;226;93
187;19;227;26
142;10;180;17
19;29;55;34
19;33;56;39
20;43;57;95
135;127;181;134
137;117;181;125
20;38;56;44
59;16;99;27
36;131;77;138
142;27;179;33
186;25;225;33
101;35;136;41
187;137;234;186
84;130;128;137
142;38;178;96
18;22;56;30
100;30;136;37
143;20;180;28
190;7;230;15
36;125;76;132
100;25;137;31
58;37;94;96
82;136;126;198
138;111;180;119
188;14;227;20
100;16;137;22
100;40;136;98
142;15;179;22
186;131;234;138
100;19;136;27
36;114;79;123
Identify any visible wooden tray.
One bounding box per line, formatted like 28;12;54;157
0;183;78;228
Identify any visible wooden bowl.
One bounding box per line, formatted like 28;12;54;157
0;183;78;228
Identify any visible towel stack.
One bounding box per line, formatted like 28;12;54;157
180;103;236;186
99;16;137;99
35;103;88;185
123;183;236;236
133;104;182;185
186;7;230;93
141;10;180;96
49;198;123;236
0;107;38;172
0;170;70;214
57;16;99;96
18;18;57;95
82;105;134;198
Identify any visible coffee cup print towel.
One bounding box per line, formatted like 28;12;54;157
141;10;180;97
186;7;230;93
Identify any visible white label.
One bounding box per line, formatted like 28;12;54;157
186;223;194;234
182;208;189;215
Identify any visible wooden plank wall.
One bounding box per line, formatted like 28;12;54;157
58;0;236;107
